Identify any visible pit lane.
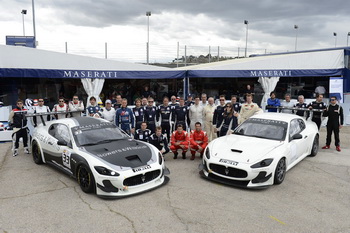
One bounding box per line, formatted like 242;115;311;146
0;127;349;233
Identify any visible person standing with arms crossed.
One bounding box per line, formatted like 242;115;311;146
322;96;344;152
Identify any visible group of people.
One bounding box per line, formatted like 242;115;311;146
267;92;344;151
8;88;345;157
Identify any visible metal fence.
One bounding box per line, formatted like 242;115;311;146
38;41;293;65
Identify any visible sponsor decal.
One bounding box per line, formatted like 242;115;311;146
250;70;292;77
63;70;118;78
96;145;148;158
219;158;238;166
132;165;151;173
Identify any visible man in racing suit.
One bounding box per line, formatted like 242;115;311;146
173;98;189;131
86;96;101;118
149;126;170;155
294;95;308;117
170;124;189;159
8;99;29;156
238;94;262;124
52;97;68;119
213;95;226;137
189;96;204;130
132;98;145;130
143;97;158;134
115;98;135;136
307;94;327;130
134;122;151;142
69;95;84;117
33;98;51;127
100;99;116;122
157;97;173;140
203;97;216;141
189;122;208;160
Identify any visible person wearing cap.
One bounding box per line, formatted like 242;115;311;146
69;95;84;118
185;95;194;107
100;99;116;122
33;99;39;107
322;96;344;152
33;98;51;127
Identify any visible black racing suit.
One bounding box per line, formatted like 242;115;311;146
11;107;28;149
148;133;170;154
133;107;145;130
157;105;173;140
323;104;344;147
173;105;189;131
307;101;327;129
144;106;158;134
134;128;152;142
213;105;225;137
294;102;308;117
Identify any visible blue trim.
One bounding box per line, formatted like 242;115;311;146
187;69;344;78
0;68;186;79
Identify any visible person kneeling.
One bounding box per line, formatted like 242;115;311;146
148;126;169;155
190;122;208;160
170;124;189;159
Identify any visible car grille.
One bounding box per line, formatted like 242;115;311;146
208;173;250;187
123;169;161;186
209;163;248;178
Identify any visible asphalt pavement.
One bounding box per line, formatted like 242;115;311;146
0;127;349;233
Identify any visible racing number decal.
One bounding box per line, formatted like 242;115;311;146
62;149;71;169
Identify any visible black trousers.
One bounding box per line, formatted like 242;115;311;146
326;124;340;146
147;122;156;134
161;122;171;141
14;128;28;149
312;117;322;130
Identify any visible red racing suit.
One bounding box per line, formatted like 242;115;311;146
170;131;189;152
190;130;208;155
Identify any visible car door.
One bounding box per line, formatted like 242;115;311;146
288;118;306;165
47;123;75;174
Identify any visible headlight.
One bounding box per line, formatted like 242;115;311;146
158;152;163;165
94;166;120;176
250;159;273;168
205;148;210;159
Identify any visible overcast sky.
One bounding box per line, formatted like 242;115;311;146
1;0;350;63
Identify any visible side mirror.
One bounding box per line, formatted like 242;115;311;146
292;133;302;140
57;140;68;146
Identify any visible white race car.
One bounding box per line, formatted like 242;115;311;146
200;113;319;188
31;117;169;198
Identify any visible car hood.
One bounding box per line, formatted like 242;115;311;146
82;139;153;168
209;134;284;164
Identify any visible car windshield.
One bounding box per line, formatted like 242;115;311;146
234;118;287;141
71;122;129;146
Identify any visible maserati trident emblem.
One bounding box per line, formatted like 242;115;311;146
141;175;146;183
225;168;229;175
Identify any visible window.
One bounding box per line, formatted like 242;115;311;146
49;124;71;145
289;119;302;138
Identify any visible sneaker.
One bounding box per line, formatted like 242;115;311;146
322;145;330;149
182;152;187;159
336;146;341;152
173;152;178;159
190;155;195;160
24;147;30;154
13;149;18;157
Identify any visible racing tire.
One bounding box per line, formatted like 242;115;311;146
32;141;43;164
308;134;319;157
274;158;286;185
77;164;95;193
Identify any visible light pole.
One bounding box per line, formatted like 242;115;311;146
333;32;337;47
347;32;350;47
32;0;37;47
294;25;298;51
146;11;151;65
244;20;249;57
21;9;27;36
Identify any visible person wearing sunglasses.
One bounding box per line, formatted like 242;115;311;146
143;97;157;134
52;97;68;119
33;98;51;126
217;103;238;137
69;95;84;118
322;96;344;152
